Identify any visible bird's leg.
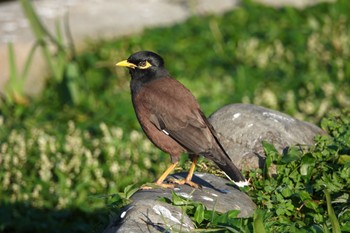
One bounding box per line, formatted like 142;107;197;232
171;155;201;189
155;162;178;185
141;162;178;190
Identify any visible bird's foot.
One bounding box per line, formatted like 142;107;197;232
168;178;201;189
140;182;175;190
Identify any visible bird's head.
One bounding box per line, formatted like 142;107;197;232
116;51;166;81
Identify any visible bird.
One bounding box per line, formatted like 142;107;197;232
116;51;247;189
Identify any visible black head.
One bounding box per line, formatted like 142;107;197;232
116;51;167;81
116;51;170;94
127;51;164;68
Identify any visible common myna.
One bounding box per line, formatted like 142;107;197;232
116;51;247;188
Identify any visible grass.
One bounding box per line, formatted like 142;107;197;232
0;0;350;232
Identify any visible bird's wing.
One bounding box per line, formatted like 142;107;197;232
152;111;212;154
141;78;222;160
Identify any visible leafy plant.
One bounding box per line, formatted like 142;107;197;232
160;191;254;232
3;0;86;106
106;185;139;209
3;42;38;105
248;110;350;232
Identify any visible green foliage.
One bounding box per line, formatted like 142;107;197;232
3;0;87;106
160;192;251;232
0;121;162;208
97;184;138;213
253;209;266;233
324;190;341;233
0;0;350;232
4;42;34;105
247;110;350;232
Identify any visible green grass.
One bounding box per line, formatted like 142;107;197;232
0;0;350;232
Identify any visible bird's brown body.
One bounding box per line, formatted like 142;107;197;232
132;77;189;162
116;51;247;188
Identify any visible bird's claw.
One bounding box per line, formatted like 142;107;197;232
140;182;175;190
168;177;201;189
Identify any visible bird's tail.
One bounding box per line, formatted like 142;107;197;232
198;110;248;186
212;145;248;187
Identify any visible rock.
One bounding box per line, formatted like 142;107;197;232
254;0;333;9
103;200;194;233
104;172;256;233
132;172;256;216
208;103;326;170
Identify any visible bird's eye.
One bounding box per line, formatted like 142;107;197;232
138;61;147;67
138;60;152;69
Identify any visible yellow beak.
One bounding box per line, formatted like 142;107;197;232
116;60;137;69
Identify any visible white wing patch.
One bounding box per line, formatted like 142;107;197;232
162;129;169;135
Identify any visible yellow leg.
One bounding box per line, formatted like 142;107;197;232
155;162;178;185
141;162;178;190
172;156;200;189
185;156;198;182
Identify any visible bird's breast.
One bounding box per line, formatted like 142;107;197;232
131;91;186;159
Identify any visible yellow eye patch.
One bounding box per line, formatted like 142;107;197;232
138;61;152;69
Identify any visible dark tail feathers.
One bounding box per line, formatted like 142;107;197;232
213;146;248;186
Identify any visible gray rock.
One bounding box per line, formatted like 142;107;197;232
209;103;325;170
104;172;256;233
132;172;256;217
255;0;333;9
104;200;194;233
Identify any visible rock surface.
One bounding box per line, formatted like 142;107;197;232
104;172;256;233
255;0;333;8
104;200;195;233
209;103;325;170
132;173;256;216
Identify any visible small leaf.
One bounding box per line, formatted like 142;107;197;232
297;190;312;201
262;141;280;163
66;62;82;105
194;204;205;224
281;146;301;164
227;210;240;219
253;209;267;233
123;185;138;199
300;154;315;179
324;190;341;233
276;208;285;215
262;141;280;177
171;192;188;205
304;200;318;211
338;155;350;164
300;164;310;176
281;186;293;198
